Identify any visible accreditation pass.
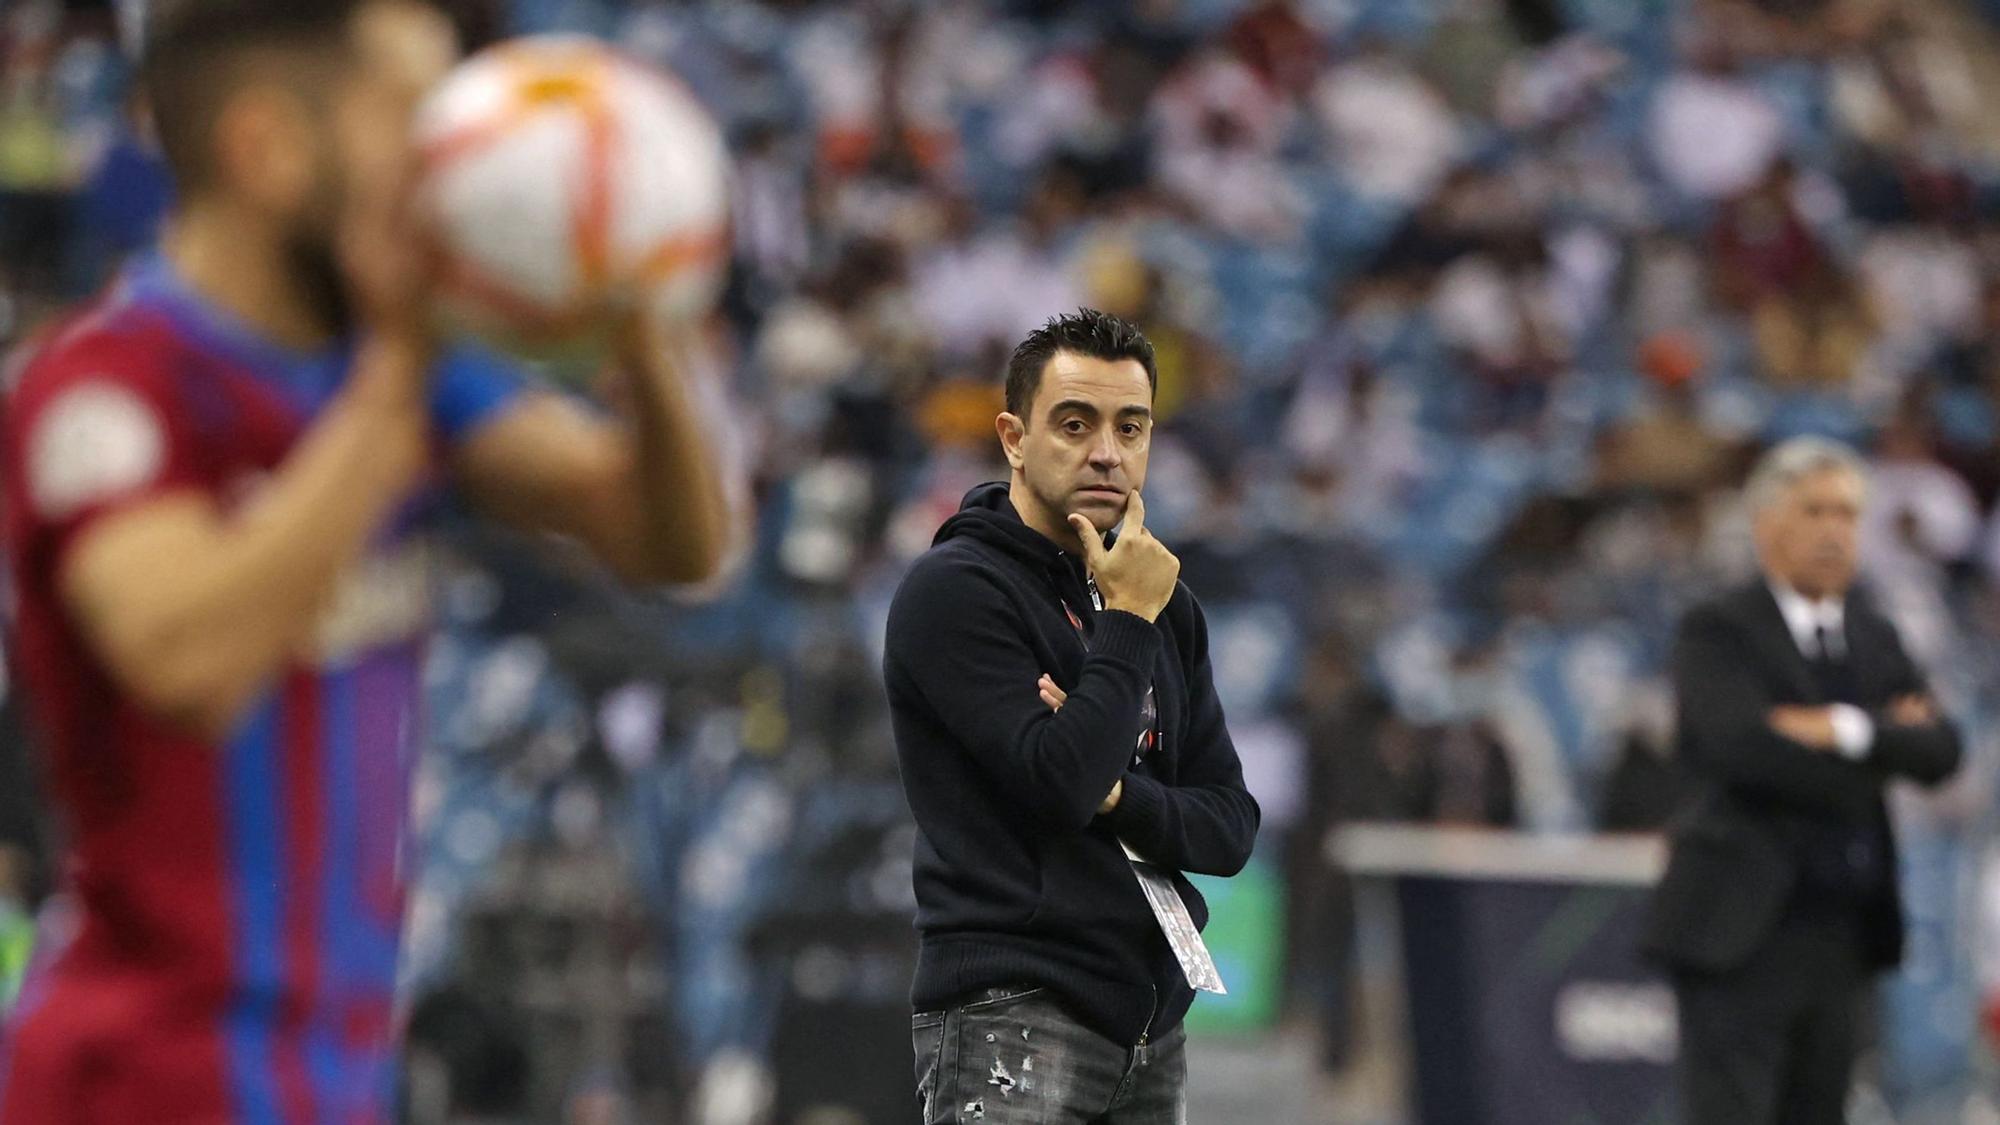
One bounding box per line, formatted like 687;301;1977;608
1121;841;1226;994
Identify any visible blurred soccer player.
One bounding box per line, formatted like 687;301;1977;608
0;1;739;1121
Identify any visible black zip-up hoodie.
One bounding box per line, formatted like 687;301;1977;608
884;481;1260;1045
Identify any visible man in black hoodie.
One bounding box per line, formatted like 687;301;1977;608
885;309;1259;1123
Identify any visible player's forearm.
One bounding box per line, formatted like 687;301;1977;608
68;340;431;735
1871;716;1962;785
1106;774;1260;876
1107;673;1259;873
607;336;736;585
996;617;1165;830
208;340;432;636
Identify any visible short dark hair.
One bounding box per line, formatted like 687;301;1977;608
139;0;366;190
1004;308;1158;419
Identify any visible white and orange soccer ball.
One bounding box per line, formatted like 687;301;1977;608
413;36;730;358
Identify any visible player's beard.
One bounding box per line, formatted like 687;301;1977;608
286;159;353;338
287;228;353;340
1023;461;1100;535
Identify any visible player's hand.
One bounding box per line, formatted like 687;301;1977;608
602;306;693;404
1068;492;1179;623
1037;673;1067;713
1768;705;1840;751
1888;694;1938;727
340;165;439;367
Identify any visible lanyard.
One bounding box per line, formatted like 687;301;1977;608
1058;573;1159;767
1056;566;1225;996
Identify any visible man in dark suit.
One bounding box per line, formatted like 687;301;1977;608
1645;437;1962;1125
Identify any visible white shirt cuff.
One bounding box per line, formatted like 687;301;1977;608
1829;704;1875;759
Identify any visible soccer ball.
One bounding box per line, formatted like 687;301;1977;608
413;36;730;358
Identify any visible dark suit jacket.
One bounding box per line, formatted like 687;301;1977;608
1643;581;1961;974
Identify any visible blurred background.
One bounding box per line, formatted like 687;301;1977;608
10;0;2000;1121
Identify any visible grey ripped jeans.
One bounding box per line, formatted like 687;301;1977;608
911;985;1187;1124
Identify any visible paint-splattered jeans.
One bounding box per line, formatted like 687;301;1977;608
912;985;1187;1124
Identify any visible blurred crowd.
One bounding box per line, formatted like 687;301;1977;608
12;0;2000;1120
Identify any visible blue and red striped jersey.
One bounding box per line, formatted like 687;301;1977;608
0;253;525;1125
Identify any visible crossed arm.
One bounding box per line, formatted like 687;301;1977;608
1036;671;1259;876
1675;605;1961;819
885;559;1259;876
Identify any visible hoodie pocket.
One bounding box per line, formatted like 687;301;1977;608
1026;831;1152;933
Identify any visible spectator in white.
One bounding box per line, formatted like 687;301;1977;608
1151;49;1306;240
1647;31;1784;200
995;49;1102;169
1865;415;1982;573
731;123;813;300
1495;32;1627;133
789;1;976;176
1151;48;1289;157
912;183;1085;358
1429;235;1571;378
1856;224;1981;360
1314;39;1462;205
1280;352;1422;533
1864;411;1980;669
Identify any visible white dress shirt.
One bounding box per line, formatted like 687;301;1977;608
1768;581;1875;759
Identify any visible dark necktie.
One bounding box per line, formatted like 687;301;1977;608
1809;622;1856;704
1797;617;1882;905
